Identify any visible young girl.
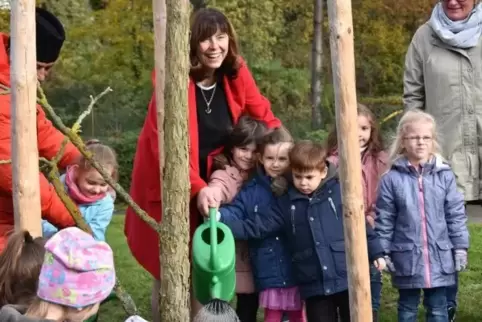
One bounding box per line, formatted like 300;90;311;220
326;103;387;321
42;140;118;241
375;109;469;321
219;127;300;322
198;115;268;322
220;140;386;322
0;231;45;307
0;226;116;321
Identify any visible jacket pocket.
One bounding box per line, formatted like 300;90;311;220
330;241;347;277
436;240;455;274
390;243;415;277
251;243;277;279
292;248;318;283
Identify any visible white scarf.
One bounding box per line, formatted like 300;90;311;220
429;2;482;49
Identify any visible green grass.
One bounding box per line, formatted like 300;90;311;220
99;216;482;321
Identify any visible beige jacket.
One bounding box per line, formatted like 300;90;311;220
403;22;482;201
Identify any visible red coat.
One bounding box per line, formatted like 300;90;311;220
124;58;281;279
0;33;79;250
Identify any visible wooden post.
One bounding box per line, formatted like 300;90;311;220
10;0;42;237
326;0;372;321
158;0;190;321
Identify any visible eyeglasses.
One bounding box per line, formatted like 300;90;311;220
403;136;433;143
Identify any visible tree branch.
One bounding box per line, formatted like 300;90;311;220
37;86;160;233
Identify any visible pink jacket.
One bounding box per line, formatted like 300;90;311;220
208;165;255;294
208;165;245;204
327;149;388;219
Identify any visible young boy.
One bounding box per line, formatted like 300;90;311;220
220;140;386;322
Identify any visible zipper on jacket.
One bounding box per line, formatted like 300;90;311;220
418;175;432;288
254;205;258;214
291;205;296;234
328;197;338;220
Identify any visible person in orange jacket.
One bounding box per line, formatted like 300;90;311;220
0;7;80;251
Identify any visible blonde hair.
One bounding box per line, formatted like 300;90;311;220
25;297;98;321
79;140;118;182
387;108;442;167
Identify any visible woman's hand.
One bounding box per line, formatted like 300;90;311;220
196;187;219;216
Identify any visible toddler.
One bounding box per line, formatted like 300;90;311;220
42;140;118;241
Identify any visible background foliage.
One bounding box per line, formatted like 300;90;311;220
0;0;435;189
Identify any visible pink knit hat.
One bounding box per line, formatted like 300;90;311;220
37;227;116;308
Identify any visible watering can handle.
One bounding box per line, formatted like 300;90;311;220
209;207;220;271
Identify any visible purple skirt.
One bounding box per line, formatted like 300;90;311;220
259;286;303;311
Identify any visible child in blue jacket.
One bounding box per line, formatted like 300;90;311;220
220;127;303;322
221;140;386;322
42;140;117;241
376;109;469;322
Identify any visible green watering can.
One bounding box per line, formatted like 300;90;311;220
192;207;236;305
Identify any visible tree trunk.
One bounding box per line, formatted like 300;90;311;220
310;0;323;130
10;0;42;237
158;0;191;321
152;0;167;317
326;0;372;321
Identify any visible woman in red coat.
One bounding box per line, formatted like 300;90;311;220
124;8;281;321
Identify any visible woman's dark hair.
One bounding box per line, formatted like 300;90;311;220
212;116;269;171
189;8;241;81
0;230;46;307
326;103;384;154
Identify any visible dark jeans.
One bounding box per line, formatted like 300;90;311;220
370;264;382;312
446;272;458;308
236;293;259;322
305;290;350;322
398;287;448;322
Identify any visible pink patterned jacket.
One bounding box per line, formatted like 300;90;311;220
327;149;388;221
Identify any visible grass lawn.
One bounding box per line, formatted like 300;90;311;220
99;216;482;321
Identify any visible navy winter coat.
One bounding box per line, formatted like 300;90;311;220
221;164;385;300
220;167;296;292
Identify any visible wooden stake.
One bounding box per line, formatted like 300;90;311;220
326;0;372;320
159;0;191;320
10;0;42;237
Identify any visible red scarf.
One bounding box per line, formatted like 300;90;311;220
64;166;106;204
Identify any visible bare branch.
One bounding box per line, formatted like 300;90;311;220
37;87;160;232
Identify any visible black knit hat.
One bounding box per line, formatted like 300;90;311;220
35;7;65;63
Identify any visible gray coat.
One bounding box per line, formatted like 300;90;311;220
403;22;482;201
375;156;469;289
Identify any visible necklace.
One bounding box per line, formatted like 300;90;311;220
199;83;217;114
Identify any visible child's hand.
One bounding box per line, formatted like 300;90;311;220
454;249;468;272
366;215;375;229
373;257;386;271
382;255;396;273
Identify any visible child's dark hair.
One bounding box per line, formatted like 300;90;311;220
326;103;384;154
290;140;327;172
257;126;293;154
212;116;269;171
0;231;46;307
79;139;119;181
